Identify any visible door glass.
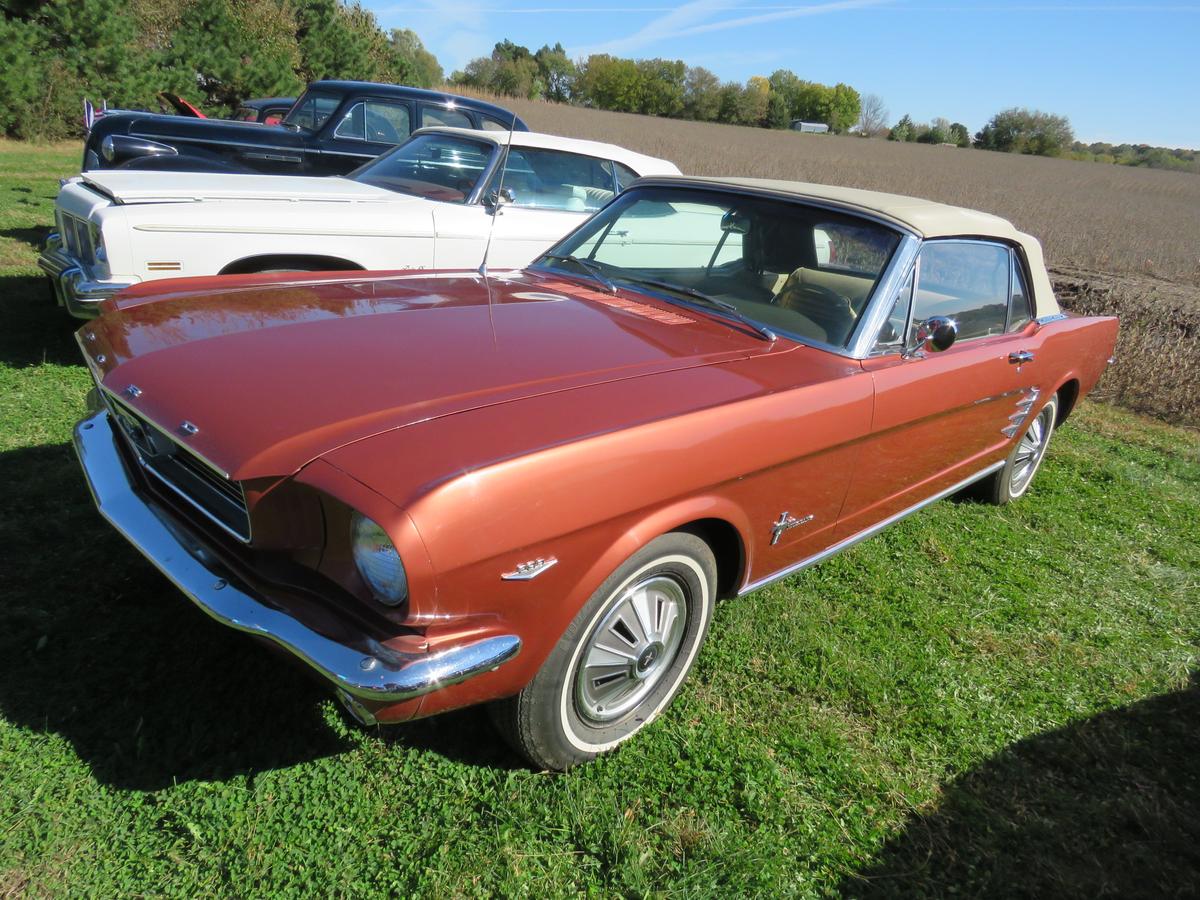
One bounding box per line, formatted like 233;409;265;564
492;149;617;211
334;101;411;143
912;241;1010;341
421;105;473;128
612;162;640;192
334;102;365;139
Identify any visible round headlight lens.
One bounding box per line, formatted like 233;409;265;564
350;513;408;606
100;135;116;162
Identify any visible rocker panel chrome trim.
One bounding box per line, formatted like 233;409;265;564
740;460;1006;595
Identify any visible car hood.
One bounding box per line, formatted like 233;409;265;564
81;171;395;205
82;270;779;480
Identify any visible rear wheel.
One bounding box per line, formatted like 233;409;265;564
490;532;716;770
983;394;1059;504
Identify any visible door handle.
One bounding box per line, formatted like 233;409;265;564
1008;350;1034;364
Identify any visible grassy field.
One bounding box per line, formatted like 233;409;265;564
2;141;1200;896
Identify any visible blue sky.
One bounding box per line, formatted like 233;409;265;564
366;1;1199;148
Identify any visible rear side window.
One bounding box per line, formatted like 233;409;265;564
912;241;1010;341
421;105;473;129
479;115;513;132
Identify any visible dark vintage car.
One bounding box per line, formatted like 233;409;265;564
72;178;1117;769
82;80;529;176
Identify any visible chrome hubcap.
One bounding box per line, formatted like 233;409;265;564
1011;405;1053;493
575;574;688;724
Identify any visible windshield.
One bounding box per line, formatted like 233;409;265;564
539;187;903;348
282;91;340;131
350;133;496;203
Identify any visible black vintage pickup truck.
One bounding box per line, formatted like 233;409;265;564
82;80;529;176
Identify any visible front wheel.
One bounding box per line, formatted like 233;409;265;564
983;393;1059;504
490;532;717;770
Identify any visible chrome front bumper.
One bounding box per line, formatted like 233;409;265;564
38;233;134;319
72;410;521;712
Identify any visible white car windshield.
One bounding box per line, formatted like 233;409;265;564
351;134;496;204
538;186;903;349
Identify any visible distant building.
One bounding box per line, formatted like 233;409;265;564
790;120;830;134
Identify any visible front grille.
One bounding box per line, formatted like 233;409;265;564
105;392;251;542
60;213;95;265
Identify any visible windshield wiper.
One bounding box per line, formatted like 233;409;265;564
620;277;776;343
540;253;618;294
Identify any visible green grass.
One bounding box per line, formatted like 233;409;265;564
2;141;1198;897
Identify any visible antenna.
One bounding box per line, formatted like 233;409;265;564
477;110;519;277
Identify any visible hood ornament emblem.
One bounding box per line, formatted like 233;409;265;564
502;557;558;581
771;511;813;545
179;421;199;436
124;384;142;398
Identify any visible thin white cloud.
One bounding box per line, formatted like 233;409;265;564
577;0;893;57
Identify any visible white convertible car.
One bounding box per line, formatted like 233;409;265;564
39;127;680;318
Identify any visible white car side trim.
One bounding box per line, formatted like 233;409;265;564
133;224;434;239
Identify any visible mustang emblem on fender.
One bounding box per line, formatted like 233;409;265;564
771;512;814;545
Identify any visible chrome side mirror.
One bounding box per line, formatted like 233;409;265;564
905;316;958;357
485;187;515;211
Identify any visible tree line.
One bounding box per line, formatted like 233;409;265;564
0;0;442;140
450;40;863;132
1;3;1191;174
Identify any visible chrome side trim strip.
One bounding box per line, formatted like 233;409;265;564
1035;312;1069;325
72;411;521;702
739;460;1006;595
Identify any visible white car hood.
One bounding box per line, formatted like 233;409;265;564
81;171;397;205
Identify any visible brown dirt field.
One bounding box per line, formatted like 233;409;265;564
490;97;1200;287
479;95;1200;425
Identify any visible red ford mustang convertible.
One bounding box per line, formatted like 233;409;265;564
73;177;1118;769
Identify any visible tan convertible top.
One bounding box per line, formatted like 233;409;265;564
639;175;1060;318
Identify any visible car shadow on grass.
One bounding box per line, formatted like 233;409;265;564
0;441;522;791
842;672;1200;898
0;273;81;368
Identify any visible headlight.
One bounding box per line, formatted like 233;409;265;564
100;135;115;162
350;513;408;606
